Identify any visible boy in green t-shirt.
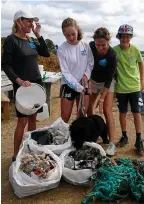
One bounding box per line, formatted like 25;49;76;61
113;24;144;156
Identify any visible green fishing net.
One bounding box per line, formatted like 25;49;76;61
82;158;144;203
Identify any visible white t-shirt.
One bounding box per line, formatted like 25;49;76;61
57;41;94;92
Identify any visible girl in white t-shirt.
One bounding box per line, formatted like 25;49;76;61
57;18;94;123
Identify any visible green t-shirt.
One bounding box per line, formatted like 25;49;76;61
113;44;143;93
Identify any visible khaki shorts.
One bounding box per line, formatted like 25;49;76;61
90;79;115;94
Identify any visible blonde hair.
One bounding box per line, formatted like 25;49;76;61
62;17;83;41
93;27;111;41
12;22;19;33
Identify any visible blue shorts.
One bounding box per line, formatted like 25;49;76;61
116;91;143;113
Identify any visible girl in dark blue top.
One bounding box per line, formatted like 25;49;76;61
87;27;117;156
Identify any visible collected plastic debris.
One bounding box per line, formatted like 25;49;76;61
19;151;56;179
64;146;110;170
31;128;68;145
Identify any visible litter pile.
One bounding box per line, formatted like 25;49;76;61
19;152;56;179
9;140;62;198
82;158;144;203
25;118;72;155
64;146;110;170
31;128;68;146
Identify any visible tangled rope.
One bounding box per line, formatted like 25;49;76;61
82;158;144;203
78;91;85;117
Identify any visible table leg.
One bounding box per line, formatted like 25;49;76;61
8;90;14;100
2;101;10;120
43;83;52;115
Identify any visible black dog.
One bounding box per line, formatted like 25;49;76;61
69;115;109;149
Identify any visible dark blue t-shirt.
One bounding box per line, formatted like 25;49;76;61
2;34;50;83
89;41;117;88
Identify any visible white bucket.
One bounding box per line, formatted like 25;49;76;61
15;83;46;116
36;103;49;121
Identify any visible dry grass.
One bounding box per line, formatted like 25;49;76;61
1;81;144;204
38;54;60;72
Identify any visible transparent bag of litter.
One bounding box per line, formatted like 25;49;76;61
24;117;72;155
60;142;106;186
9;139;62;198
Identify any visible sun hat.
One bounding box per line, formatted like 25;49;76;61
13;10;39;22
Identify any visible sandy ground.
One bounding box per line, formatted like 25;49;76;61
1;81;144;204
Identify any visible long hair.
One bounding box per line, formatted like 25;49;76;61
12;22;19;34
92;27;111;41
11;17;25;34
62;17;83;41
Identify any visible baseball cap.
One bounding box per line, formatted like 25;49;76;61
116;24;133;39
13;10;39;22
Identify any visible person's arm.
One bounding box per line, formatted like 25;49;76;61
101;54;117;100
57;48;84;92
2;36;18;83
137;50;144;90
96;86;109;114
2;36;31;87
96;54;117;113
82;45;94;88
84;45;94;79
36;36;50;57
32;23;50;57
104;55;117;89
138;61;144;90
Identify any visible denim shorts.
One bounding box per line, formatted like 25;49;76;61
116;91;143;113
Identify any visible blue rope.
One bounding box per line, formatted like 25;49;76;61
81;158;144;204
